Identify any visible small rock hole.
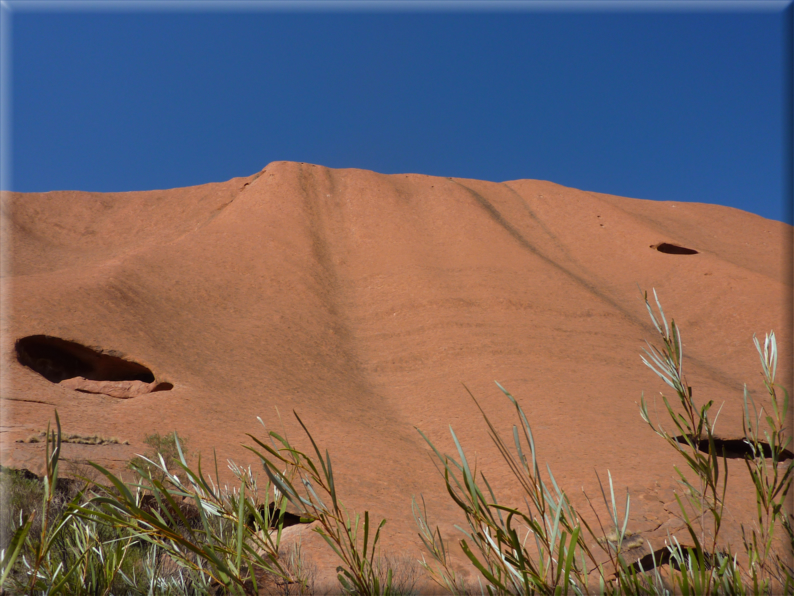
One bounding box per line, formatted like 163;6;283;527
652;243;699;255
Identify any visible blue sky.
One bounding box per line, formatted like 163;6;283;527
3;2;791;223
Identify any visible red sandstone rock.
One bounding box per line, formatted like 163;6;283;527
58;376;157;398
1;162;790;582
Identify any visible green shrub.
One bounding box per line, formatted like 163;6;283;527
0;414;142;594
248;413;404;595
129;431;189;484
1;468;44;552
411;289;793;595
0;421;304;594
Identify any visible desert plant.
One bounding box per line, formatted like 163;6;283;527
373;553;422;595
412;384;652;596
11;509;150;594
0;413;149;595
247;413;404;595
639;289;729;578
0;468;46;553
128;431;189;484
1;413;79;592
413;384;591;595
76;440;304;595
414;289;793;595
3;412;416;595
412;495;474;595
1;418;308;594
639;289;793;594
261;541;317;595
740;331;794;590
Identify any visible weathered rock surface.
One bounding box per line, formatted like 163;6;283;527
1;162;791;581
58;376;158;398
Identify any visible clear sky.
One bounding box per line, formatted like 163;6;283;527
3;2;792;224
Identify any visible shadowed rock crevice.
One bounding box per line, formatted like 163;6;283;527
245;503;309;531
627;547;682;574
15;335;171;398
672;434;793;461
628;547;727;574
652;243;699;255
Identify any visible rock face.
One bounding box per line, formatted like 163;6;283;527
1;162;791;579
58;377;160;399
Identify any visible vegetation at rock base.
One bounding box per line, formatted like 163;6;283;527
127;432;191;485
1;290;791;594
16;432;129;446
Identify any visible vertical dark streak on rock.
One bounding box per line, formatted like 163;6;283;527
295;166;417;443
455;181;745;393
295;165;363;382
501;182;576;263
456;180;639;321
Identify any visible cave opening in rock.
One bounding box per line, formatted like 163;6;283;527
16;335;156;384
652;243;699;255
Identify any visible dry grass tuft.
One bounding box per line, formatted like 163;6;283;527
598;530;645;551
16;431;129;445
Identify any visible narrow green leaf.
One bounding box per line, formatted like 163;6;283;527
236;482;245;572
0;514;34;585
562;527;580;595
